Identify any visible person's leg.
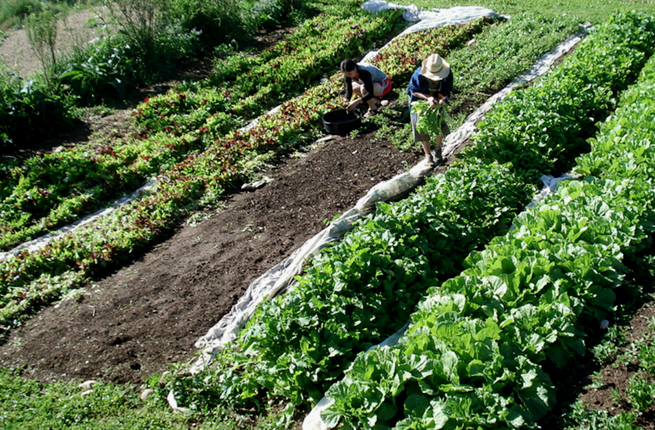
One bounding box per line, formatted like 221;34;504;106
421;140;432;159
366;80;391;111
434;120;450;161
360;84;379;112
433;135;443;161
365;97;380;111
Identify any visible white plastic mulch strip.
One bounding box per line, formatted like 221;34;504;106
0;179;157;263
301;30;588;430
189;5;509;374
362;0;503;33
527;173;582;209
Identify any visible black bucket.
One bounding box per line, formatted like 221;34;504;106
322;109;362;136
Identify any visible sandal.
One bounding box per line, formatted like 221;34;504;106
363;109;378;118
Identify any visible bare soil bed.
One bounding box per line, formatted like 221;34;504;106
0;103;429;385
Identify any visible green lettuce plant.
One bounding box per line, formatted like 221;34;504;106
324;14;655;428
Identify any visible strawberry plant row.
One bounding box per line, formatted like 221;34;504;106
0;21;489;339
0;9;403;252
154;12;651;423
320;13;655;429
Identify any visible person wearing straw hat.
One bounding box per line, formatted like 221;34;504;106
340;58;392;118
407;53;453;167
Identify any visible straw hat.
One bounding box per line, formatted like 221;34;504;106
420;53;450;80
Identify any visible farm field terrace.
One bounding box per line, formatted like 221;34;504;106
2;1;655;429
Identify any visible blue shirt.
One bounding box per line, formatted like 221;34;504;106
407;66;453;111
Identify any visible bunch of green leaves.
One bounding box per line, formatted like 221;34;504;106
0;75;74;148
410;100;448;136
574;53;655;181
590;324;626;366
626;373;655;413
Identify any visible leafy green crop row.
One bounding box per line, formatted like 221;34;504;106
212;9;404;119
322;12;655;429
134;9;403;136
0;9;402;252
463;10;655;184
0;19;489;340
445;13;583;127
155;12;647;424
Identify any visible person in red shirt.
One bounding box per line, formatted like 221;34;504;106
340;58;392;118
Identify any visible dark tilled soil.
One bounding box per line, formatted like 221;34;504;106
0;116;427;386
0;10;434;389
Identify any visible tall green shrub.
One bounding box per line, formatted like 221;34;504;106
0;76;74;149
249;0;306;30
0;0;42;28
168;0;246;47
104;0;165;62
102;0;200;72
